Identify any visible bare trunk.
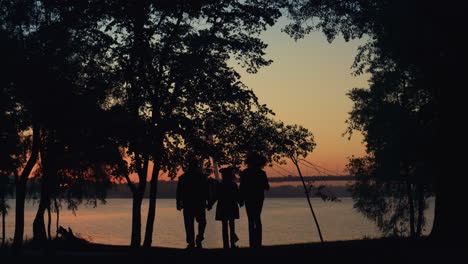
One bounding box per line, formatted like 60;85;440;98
428;47;465;242
1;208;5;246
33;148;54;243
429;172;463;242
12;183;26;247
33;191;50;242
416;184;424;236
54;199;60;236
143;159;161;247
47;204;52;240
406;180;416;237
130;193;144;247
293;160;324;243
128;154;149;247
12;125;40;247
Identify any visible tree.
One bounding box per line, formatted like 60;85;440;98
347;156;432;237
102;0;285;247
285;0;464;241
0;54;19;246
29;29;125;239
0;166;13;246
274;123;326;242
32;104;126;242
344;69;434;237
0;0;44;246
200;101;279;167
0;0;123;243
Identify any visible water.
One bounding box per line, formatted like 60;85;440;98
3;198;434;248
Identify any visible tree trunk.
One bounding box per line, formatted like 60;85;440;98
130;192;144;247
33;157;53;242
416;184;424;237
143;159;161;247
127;153;148;247
12;183;26;247
33;192;50;242
54;199;60;236
429;100;463;241
47;204;52;240
406;180;416;237
430;173;463;242
1;208;5;246
12;125;40;247
293;160;324;243
428;36;466;242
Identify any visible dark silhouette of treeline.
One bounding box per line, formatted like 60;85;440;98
106;182;352;199
268;176;353;182
0;176;352;199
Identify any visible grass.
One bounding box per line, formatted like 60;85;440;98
1;236;465;263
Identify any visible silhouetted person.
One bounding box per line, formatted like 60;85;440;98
239;152;269;248
215;167;243;249
176;160;212;249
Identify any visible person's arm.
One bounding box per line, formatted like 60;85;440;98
235;182;243;207
238;171;245;204
176;177;183;210
263;170;270;191
206;179;213;210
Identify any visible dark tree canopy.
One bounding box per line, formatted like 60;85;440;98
1;0;128;243
94;0;289;247
285;0;466;241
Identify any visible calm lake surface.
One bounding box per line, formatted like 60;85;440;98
4;198;434;248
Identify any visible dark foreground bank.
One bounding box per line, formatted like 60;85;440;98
1;238;465;263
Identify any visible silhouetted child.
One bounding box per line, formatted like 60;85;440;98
239;152;269;248
215;167;242;249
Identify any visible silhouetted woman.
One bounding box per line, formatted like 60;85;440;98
215;167;243;249
239;152;269;248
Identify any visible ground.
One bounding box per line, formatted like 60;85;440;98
1;237;465;263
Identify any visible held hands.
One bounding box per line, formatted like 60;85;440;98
177;203;183;211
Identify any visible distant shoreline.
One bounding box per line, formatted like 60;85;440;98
3;181;354;199
105;182;352;198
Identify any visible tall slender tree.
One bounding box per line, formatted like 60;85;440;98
274;123;325;242
1;0;45;246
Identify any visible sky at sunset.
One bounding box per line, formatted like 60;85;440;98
232;19;370;177
148;19;371;182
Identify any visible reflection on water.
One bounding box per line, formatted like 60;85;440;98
4;198;434;248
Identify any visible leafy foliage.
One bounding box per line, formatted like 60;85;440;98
285;0;440;236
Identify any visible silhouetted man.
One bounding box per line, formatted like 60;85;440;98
176;160;212;249
239;152;269;248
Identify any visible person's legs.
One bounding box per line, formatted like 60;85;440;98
229;219;238;248
222;220;229;249
254;216;262;247
183;209;195;247
257;199;264;247
251;200;264;247
245;201;256;248
195;208;206;248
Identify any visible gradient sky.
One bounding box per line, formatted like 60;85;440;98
231;19;370;177
145;20;371;182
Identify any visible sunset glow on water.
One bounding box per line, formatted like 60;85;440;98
4;198;434;248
